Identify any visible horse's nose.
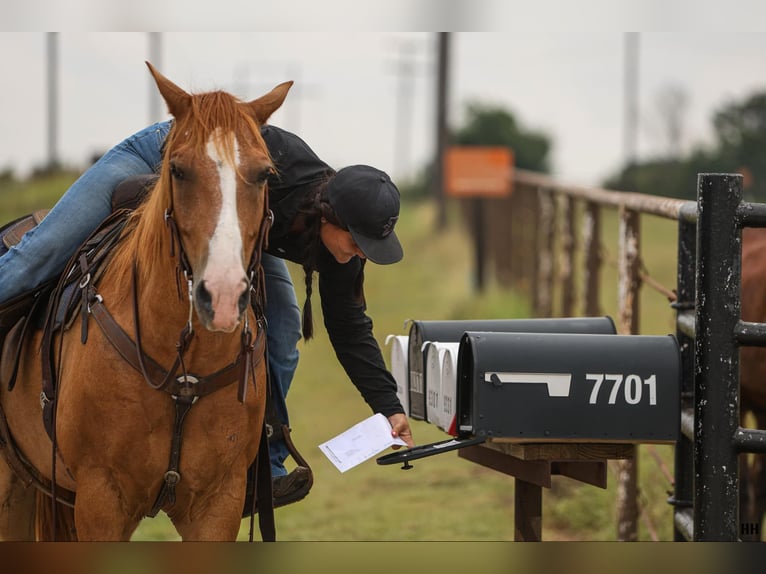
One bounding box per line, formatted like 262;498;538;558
194;278;248;332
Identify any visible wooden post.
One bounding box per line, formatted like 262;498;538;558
583;201;602;316
616;206;642;541
515;479;542;541
560;195;576;316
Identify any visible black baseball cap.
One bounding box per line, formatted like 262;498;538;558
326;165;404;265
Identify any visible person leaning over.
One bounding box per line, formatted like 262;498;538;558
0;120;415;512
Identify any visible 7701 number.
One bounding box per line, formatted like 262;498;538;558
586;374;657;405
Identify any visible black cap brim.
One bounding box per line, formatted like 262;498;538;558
349;227;403;265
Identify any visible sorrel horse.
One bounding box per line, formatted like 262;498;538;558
740;227;766;538
0;63;291;541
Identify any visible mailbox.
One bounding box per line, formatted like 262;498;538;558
379;330;680;469
423;342;460;429
385;334;409;415
457;331;680;442
441;346;459;435
407;317;617;420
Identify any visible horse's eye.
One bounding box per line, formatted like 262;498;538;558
170;164;185;180
250;168;272;185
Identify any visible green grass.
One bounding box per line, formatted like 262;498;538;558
1;176;682;541
0;172;80;222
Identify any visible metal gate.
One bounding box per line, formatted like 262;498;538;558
673;173;766;541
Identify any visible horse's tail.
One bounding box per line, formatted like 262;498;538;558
34;491;77;541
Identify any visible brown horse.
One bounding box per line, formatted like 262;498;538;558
0;63;291;541
740;227;766;538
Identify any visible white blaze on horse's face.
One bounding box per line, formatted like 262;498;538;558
194;129;250;333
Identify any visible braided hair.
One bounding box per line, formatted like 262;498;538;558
296;180;366;340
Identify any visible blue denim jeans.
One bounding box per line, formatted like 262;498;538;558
0;120;300;476
0;121;171;300
260;254;302;477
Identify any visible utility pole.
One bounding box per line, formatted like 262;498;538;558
148;33;164;124
393;39;417;181
623;32;640;166
433;32;450;231
46;32;60;171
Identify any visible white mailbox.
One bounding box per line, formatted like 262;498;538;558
385;334;410;415
423;342;460;429
441;346;459;435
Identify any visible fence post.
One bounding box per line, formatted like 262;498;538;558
536;189;556;317
672;205;697;541
582;201;602;317
616;206;641;541
560;196;576;316
694;173;742;541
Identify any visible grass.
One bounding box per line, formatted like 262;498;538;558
1;175;682;541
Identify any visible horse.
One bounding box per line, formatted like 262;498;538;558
0;62;292;541
739;226;766;539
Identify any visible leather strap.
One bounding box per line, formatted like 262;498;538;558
87;294;265;399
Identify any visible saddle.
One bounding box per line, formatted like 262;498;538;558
0;174;157;392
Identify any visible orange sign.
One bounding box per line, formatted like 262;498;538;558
444;146;514;197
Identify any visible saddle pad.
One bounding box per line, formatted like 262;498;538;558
2;209;50;249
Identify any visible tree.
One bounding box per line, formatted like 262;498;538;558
452;102;552;173
605;90;766;201
711;92;766;199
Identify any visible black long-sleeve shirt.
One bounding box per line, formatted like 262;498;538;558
261;125;403;417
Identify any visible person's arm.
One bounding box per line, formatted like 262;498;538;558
317;248;414;446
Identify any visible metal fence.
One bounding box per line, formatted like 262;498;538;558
673;173;766;541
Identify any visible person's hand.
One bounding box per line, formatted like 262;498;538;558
388;412;414;448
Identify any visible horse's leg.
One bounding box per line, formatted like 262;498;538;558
71;472;141;541
170;474;247;541
0;458;36;540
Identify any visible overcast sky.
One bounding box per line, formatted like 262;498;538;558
1;30;766;189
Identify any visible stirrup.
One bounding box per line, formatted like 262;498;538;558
242;424;314;517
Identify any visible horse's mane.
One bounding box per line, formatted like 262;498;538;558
106;90;269;301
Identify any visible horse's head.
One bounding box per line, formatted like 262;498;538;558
147;62;291;333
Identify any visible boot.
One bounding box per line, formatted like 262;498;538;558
242;423;314;517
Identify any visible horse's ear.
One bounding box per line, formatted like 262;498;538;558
247;81;293;124
145;61;191;118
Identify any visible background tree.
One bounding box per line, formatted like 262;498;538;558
401;101;553;200
711;92;766;199
452;102;552;172
606;89;766;201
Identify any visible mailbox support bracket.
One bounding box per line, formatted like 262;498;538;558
459;441;636;541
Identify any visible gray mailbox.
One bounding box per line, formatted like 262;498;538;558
379;329;680;469
407;317;617;421
457;331;680;442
